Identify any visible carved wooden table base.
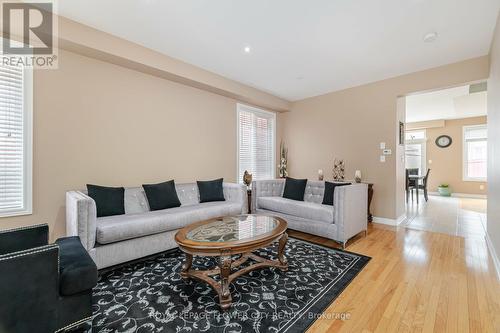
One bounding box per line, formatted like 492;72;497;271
180;232;288;310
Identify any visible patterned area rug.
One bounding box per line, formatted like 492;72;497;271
91;238;370;333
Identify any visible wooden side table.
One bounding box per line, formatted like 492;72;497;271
367;183;373;222
247;188;252;213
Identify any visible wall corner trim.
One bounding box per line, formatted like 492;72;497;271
373;214;407;226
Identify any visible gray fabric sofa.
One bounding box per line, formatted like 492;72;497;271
66;182;247;269
252;179;368;247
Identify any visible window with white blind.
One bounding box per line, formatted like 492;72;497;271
0;59;32;217
237;104;276;184
463;125;487;182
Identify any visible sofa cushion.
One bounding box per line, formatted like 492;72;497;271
87;184;125;217
197;178;225;203
322;182;351;206
258;196;333;223
96;202;241;244
56;236;98;296
303;181;326;204
142;180;181;211
282;177;307;201
124;187;149;214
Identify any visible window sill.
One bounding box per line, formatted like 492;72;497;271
463;178;487;182
0;209;32;218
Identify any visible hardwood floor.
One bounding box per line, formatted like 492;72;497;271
289;223;500;333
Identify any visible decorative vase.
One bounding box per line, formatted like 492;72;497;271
318;169;324;181
354;170;362;183
332;159;345;181
243;170;253;189
278;141;288;178
438;186;451;197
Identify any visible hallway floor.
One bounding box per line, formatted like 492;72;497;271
404;195;487;238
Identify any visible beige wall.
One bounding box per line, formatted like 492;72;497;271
282;56;489;220
0;49;281;240
416;116;488;195
487;14;500;272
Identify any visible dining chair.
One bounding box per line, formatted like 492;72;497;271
417;168;431;202
405;169;417;203
407;168;419;188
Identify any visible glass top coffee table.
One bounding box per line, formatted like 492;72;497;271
175;214;288;309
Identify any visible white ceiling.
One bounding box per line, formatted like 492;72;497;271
57;0;500;101
406;85;487;123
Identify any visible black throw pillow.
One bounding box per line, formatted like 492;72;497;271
322;182;351;206
197;178;225;203
282;177;308;201
142;180;181;211
86;184;125;217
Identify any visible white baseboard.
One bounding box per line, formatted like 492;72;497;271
373;214;407;226
428;192;487;199
485;233;500;281
372;217;395;226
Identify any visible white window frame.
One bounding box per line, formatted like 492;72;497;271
462;124;487;182
0;57;33;217
236;103;276;183
405;129;426;142
405;130;427;176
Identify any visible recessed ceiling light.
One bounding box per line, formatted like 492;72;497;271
423;32;438;43
244;46;251;53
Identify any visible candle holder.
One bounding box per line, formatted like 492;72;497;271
354;170;362;183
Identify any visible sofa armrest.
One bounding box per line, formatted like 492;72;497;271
223;183;247;214
0;223;48;255
251;179;285;211
0;244;59;332
66;191;97;250
334;183;368;243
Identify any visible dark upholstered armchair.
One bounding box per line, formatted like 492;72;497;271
0;224;97;333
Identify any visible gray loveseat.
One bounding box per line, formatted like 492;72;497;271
66;182;247;269
252;179;367;247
